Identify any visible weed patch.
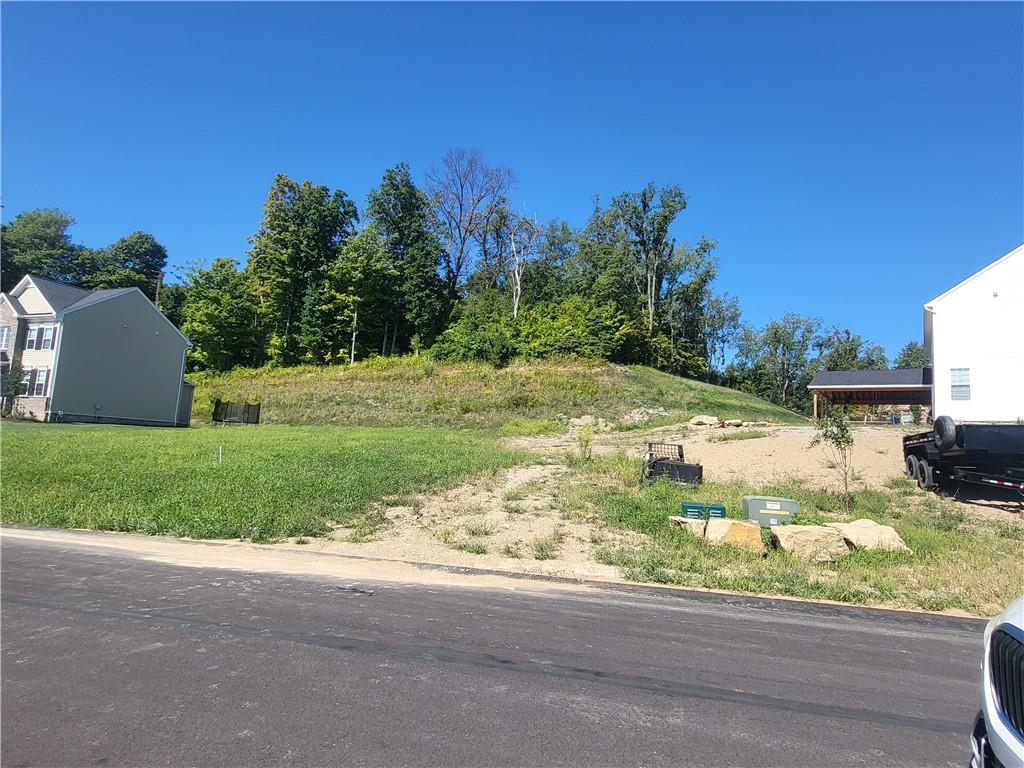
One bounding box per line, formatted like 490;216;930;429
571;457;1023;614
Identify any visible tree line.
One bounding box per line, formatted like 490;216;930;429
0;148;927;414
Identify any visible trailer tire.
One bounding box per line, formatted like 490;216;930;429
917;459;934;490
934;416;957;451
906;454;919;479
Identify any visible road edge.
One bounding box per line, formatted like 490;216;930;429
0;524;988;629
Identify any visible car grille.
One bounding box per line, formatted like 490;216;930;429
991;628;1024;741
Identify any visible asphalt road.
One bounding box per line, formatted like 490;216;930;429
2;533;985;767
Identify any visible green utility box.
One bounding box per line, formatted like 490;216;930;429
681;501;727;520
742;496;799;527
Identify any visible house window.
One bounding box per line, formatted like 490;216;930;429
19;368;51;397
950;368;970;401
25;324;56;351
0;327;10;349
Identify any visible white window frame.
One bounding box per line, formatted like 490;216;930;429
0;326;10;349
950;367;970;401
19;367;51;397
25;324;56;351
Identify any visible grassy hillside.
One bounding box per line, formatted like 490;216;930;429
189;357;806;429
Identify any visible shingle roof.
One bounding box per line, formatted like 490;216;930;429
2;293;27;315
63;288;136;313
25;275;95;313
808;368;932;389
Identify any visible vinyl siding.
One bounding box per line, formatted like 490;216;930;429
929;247;1024;422
48;290;189;424
20;323;58;368
15;284;53;315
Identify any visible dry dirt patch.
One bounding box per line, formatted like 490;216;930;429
300;462;643;580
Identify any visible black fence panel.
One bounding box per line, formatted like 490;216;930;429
212;399;261;425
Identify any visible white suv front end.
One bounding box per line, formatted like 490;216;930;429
972;594;1024;768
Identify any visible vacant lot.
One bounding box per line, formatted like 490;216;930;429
0;422;525;541
189;358;807;428
4;415;1020;616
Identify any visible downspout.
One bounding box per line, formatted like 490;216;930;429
173;347;187;427
46;313;66;422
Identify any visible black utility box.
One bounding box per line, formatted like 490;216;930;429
643;442;703;485
649;461;703;484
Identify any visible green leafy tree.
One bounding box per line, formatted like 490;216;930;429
366;163;448;348
181;259;260;372
156;283;188;328
520;221;577;306
0;209;82;290
894;341;928;368
1;360;25;416
611;183;688;334
85;231;168;299
736;313;822;411
298;226;396;364
246;174;359;365
816;328;888;372
703;293;742;380
810;406;855;515
570;204;637;314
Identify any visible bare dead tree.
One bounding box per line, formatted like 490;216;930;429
425;148;515;301
507;213;539;319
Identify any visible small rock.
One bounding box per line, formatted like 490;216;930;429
724;419;744;427
669;516;707;538
771;525;849;562
741;421;753;427
705;519;765;555
688;414;720;427
824;519;912;553
753;421;769;427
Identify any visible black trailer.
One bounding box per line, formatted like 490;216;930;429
902;416;1024;496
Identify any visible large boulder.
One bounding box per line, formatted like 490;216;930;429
724;419;744;427
668;516;707;538
825;519;912;553
705;519;766;555
688;414;720;427
771;525;849;562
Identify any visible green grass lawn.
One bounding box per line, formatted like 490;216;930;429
189;357;807;430
1;422;525;541
565;454;1024;615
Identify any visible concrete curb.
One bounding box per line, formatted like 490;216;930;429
1;524;988;630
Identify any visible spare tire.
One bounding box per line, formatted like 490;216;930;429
934;415;957;451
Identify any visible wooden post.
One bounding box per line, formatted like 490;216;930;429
813;392;819;419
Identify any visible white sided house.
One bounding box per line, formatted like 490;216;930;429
924;243;1023;423
0;275;193;426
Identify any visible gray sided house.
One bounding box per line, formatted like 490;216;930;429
0;275;193;426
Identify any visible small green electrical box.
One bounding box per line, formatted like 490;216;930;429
742;496;799;527
681;501;727;519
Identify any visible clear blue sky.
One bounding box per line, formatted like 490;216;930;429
3;2;1022;359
